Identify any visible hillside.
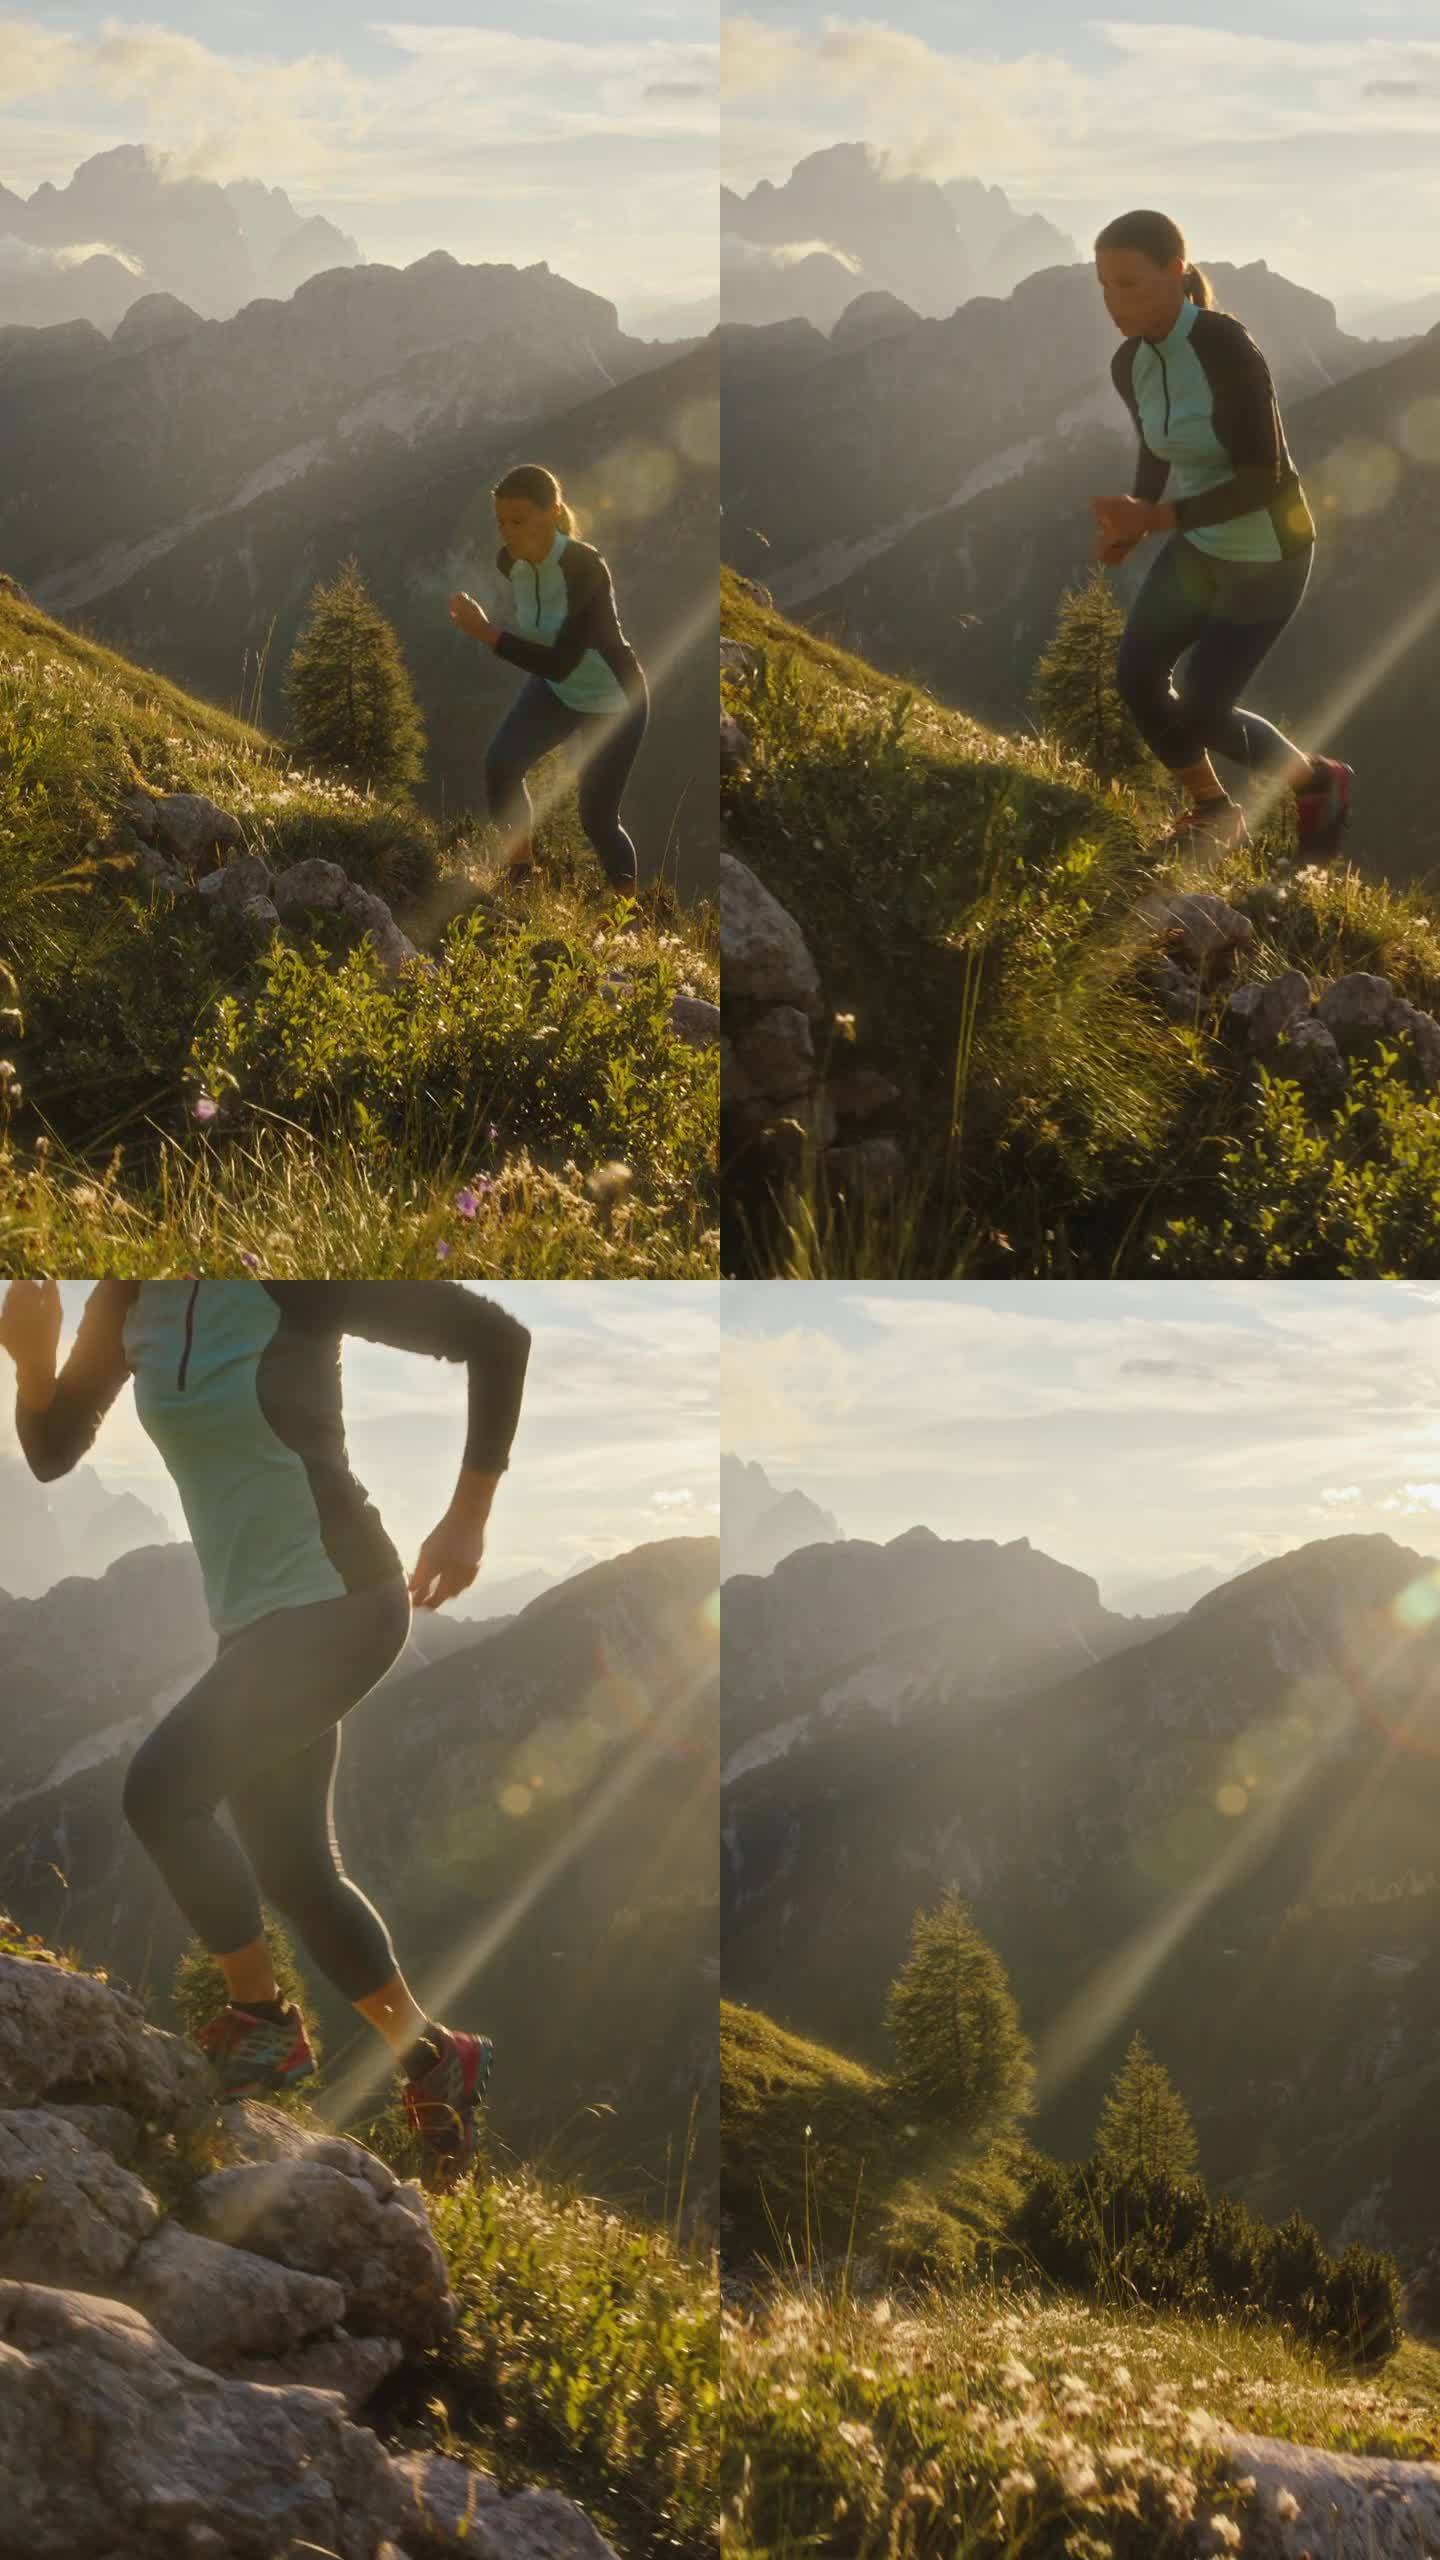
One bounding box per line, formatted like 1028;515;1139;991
0;1912;716;2560
0;578;718;1275
0;1536;720;2209
802;316;1440;884
720;565;1440;1278
722;1529;1440;2276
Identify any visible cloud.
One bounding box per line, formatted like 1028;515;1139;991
1319;1486;1362;1505
0;232;144;274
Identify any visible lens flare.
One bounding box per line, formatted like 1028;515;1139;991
1312;437;1403;520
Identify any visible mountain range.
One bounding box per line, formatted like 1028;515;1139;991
0;147;361;330
2;255;718;891
722;1526;1440;2270
722;147;1075;334
1;1535;719;2198
719;1453;840;1582
0;1451;173;1597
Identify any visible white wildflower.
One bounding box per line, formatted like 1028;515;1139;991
1275;2488;1301;2521
1208;2518;1242;2551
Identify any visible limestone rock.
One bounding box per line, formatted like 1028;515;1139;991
0;2109;159;2288
389;2451;618;2557
826;1068;900;1122
121;2215;348;2372
149;794;246;867
189;2138;457;2348
1230;969;1311;1053
236;894;280;943
721;1034;758;1110
1385;997;1440;1087
733;1004;815;1100
720;638;753;680
668;992;721;1047
1219;2429;1440;2560
0;2277;409;2560
721;848;822;1015
1143;889;1255;982
228;2329;406;2415
1274;1017;1345;1098
194;854;273;911
720;713;750;776
0;1949;213;2129
272;857;350;914
1316;971;1395;1051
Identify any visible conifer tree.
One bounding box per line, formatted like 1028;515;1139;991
1095;2031;1198;2180
283;556;426;791
1031;567;1152;785
884;1887;1034;2141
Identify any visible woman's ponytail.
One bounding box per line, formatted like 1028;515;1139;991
556;495;577;536
1183;262;1213;307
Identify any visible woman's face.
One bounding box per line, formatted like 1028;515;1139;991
1096;247;1186;341
495;496;558;562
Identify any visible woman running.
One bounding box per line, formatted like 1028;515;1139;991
1088;208;1351;857
447;463;649;895
0;1275;531;2196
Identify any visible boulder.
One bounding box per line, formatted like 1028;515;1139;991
149;794;246;867
228;2329;406;2415
1229;969;1311;1053
668;993;721;1047
721;1035;758;1111
1316;971;1395;1052
1143;889;1255;982
236;894;281;945
189;2137;457;2349
732;1004;816;1100
1274;1017;1345;1099
721;848;822;1015
389;2450;617;2557
1385;997;1440;1087
0;2109;159;2289
122;2215;347;2372
1218;2430;1440;2560
0;1949;212;2129
720;714;750;776
272;857;350;915
720;638;754;680
194;854;274;910
0;2277;409;2560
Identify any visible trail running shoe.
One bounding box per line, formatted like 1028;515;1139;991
195;2000;316;2100
1294;756;1354;857
402;2026;493;2195
1156;799;1251;855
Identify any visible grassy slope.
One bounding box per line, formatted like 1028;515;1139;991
721;566;1440;1279
721;1987;1440;2555
1;1913;717;2560
1;583;717;1275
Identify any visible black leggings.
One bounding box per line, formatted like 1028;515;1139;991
1115;533;1313;780
121;1580;411;2001
485;673;648;889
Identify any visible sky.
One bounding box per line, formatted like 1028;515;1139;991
722;2;1440;308
0;1280;719;1594
721;1280;1440;1607
1;2;718;312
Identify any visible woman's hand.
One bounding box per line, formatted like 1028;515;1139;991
448;591;499;646
1091;528;1141;567
0;1279;62;1398
1089;494;1173;545
409;1509;487;1610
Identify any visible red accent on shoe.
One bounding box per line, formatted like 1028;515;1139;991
196;2001;316;2098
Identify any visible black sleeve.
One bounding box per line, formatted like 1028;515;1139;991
494;548;611;682
1177;315;1290;529
1111;340;1170;505
14;1279;134;1482
267;1281;531;1474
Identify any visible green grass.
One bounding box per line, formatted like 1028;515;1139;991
721;567;1440;1279
0;582;717;1274
723;2277;1440;2559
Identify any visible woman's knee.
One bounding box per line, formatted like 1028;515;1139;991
121;1739;175;1841
484;751;524;816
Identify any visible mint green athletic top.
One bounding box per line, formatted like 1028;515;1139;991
1111;298;1316;565
17;1280;531;1638
492;532;646;715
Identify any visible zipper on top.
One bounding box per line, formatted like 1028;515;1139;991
177;1279;200;1391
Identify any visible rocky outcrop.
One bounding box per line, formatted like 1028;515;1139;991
720;845;903;1195
1219;2430;1440;2559
0;1930;617;2560
119;800;425;983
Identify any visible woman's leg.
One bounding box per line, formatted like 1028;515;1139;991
121;1580;412;2005
1173;550;1315;789
485;677;579;873
1115;536;1218;781
575;693;649;891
